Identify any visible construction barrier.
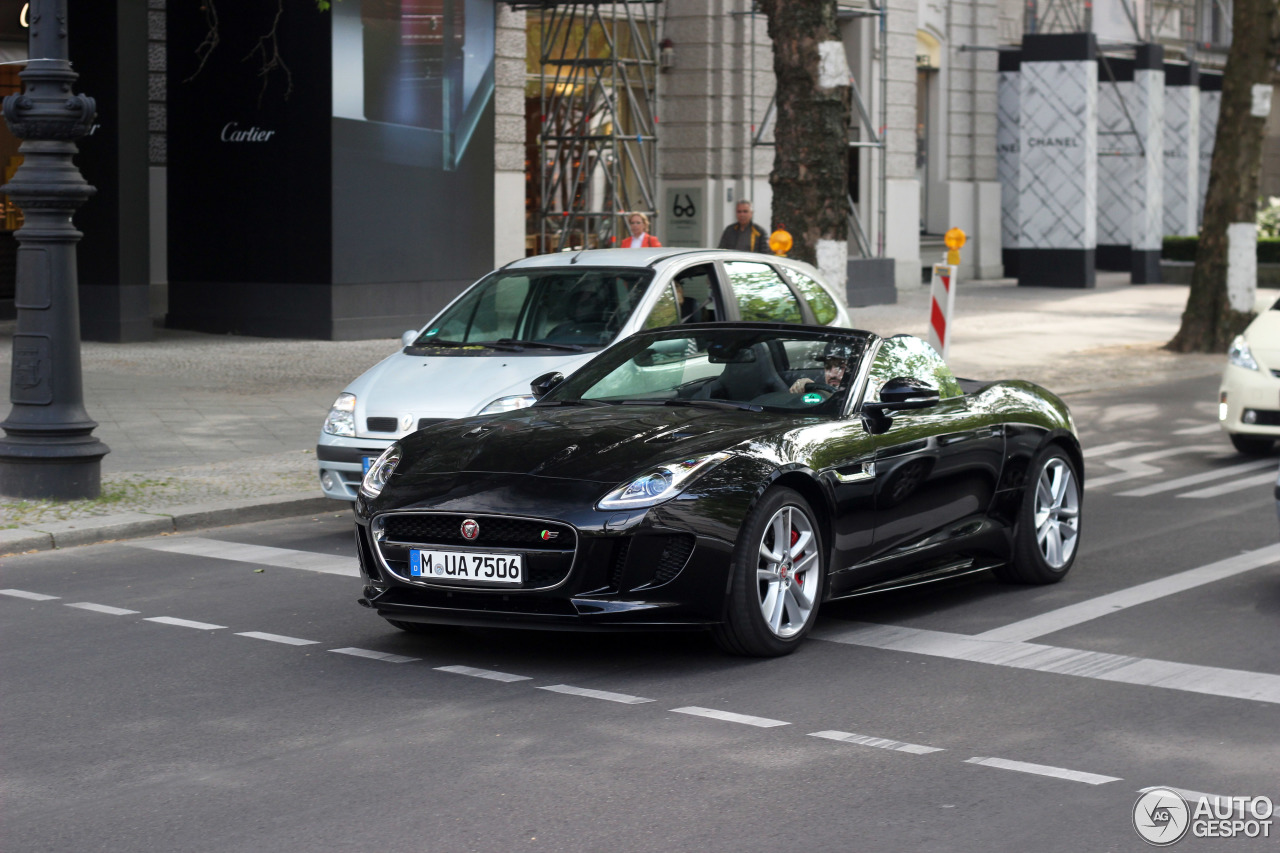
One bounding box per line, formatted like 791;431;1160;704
928;263;957;361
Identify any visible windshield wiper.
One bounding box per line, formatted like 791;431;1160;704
533;399;612;408
409;338;522;352
494;338;586;353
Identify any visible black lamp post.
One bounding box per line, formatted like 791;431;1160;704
0;0;108;499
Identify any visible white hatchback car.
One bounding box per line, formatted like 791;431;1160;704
1220;295;1280;455
316;247;852;500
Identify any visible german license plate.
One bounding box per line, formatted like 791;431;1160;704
362;456;374;474
410;550;523;585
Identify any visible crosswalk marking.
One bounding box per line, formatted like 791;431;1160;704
132;537;358;577
816;621;1280;705
1082;440;1154;459
1178;470;1277;499
1116;457;1275;496
1172;424;1222;436
976;542;1280;642
1086;444;1222;489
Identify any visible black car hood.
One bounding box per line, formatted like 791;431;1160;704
395;404;811;485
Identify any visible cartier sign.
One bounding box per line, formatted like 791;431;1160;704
221;122;277;142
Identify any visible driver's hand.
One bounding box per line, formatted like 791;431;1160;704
789;378;812;394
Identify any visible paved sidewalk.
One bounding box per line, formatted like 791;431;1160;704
0;272;1239;554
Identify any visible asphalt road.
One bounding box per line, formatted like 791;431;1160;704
4;372;1279;853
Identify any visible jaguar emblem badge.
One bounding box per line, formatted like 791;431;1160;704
461;519;479;540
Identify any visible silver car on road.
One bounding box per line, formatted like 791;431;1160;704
316;247;852;500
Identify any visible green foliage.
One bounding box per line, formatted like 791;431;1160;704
1258;196;1280;239
1162;235;1280;264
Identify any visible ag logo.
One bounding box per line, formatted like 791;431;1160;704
1133;789;1190;846
460;519;479;540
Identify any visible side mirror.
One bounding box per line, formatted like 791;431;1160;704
401;329;419;347
530;371;565;398
877;376;940;409
861;377;939;434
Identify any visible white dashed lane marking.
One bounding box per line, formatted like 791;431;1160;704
809;730;944;754
436;665;531;683
132;538;358;577
976;542;1280;642
235;631;319;646
537;684;654;704
1172;424;1222;436
1116;457;1276;497
1;589;59;601
670;707;790;728
965;756;1121;786
330;647;419;664
65;602;140;616
144;616;227;630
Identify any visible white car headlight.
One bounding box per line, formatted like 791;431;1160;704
1228;335;1260;371
478;394;538;415
360;443;402;499
598;452;734;510
323;392;357;436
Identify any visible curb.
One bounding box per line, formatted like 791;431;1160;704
0;493;340;556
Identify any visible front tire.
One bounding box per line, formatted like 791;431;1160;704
713;487;825;657
995;445;1081;585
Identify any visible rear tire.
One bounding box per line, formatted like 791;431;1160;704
1229;434;1274;456
994;445;1081;585
712;487;825;657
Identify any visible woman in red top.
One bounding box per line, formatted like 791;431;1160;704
621;212;662;248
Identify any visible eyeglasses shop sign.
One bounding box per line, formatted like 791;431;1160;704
221;122;277;143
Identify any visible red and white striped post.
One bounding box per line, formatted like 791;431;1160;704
927;227;966;361
928;263;956;360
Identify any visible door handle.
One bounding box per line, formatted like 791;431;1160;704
834;461;876;483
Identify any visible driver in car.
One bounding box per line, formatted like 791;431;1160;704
788;343;853;396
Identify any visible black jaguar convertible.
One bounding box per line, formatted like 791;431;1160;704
352;323;1082;656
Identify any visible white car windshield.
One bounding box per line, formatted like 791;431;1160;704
413;268;655;350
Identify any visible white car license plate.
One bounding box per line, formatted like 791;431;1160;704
410;550;523;585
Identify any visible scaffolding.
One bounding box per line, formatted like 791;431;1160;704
514;0;660;253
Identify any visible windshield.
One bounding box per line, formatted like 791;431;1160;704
413;267;655;350
540;327;872;416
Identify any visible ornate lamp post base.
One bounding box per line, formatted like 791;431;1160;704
0;1;110;500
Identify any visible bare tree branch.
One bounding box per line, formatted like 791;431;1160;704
243;0;293;105
183;0;220;85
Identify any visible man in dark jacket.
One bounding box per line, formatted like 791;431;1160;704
717;200;772;254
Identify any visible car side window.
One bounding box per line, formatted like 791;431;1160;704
647;264;721;327
780;267;838;325
865;335;964;402
725;261;803;323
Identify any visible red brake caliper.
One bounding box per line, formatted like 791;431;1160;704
790;529;803;586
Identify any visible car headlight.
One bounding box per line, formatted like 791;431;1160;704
1228;335;1260;371
360;443;402;499
323;392;357;436
478;394;537;415
597;452;734;510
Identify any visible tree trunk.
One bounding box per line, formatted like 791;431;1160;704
1167;0;1280;352
759;0;849;269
